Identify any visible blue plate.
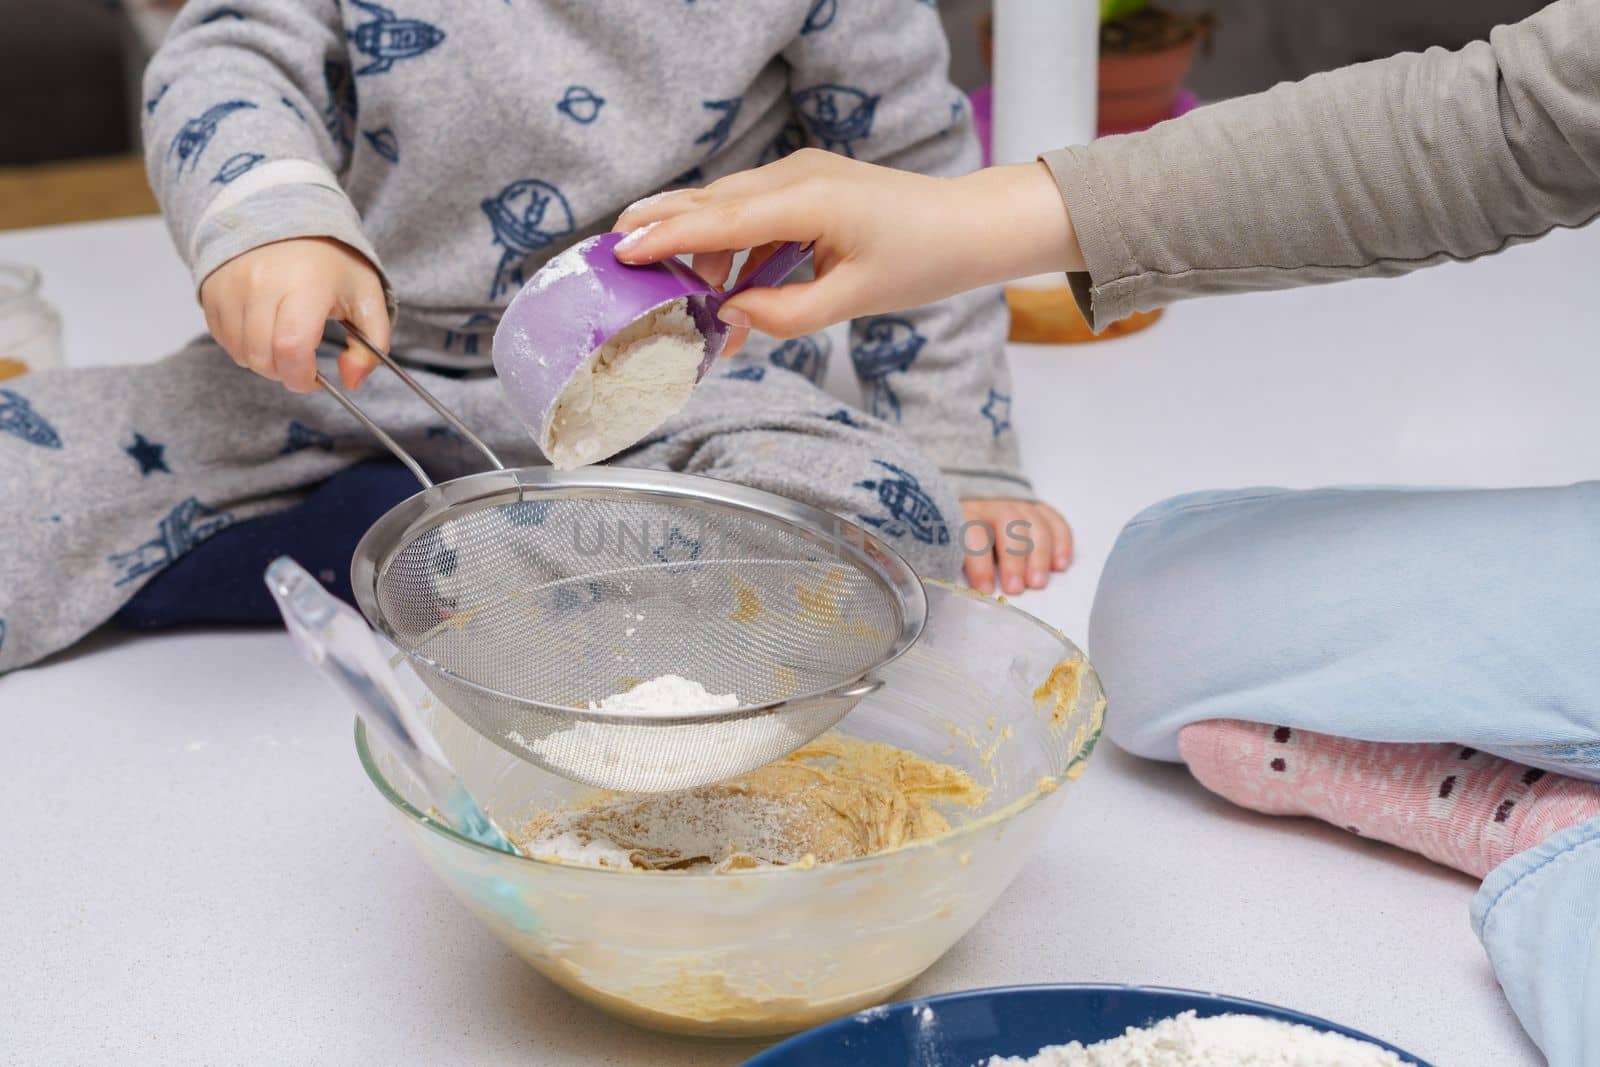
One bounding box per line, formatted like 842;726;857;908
743;984;1434;1066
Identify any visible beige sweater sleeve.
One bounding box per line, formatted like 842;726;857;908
1040;0;1600;331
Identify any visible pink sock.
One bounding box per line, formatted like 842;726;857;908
1177;720;1600;879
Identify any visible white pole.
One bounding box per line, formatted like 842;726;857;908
992;0;1098;288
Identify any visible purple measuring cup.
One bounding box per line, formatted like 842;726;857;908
492;233;811;461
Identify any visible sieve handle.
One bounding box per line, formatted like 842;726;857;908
314;319;508;488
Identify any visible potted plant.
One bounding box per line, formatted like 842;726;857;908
974;0;1212;344
977;1;1213;138
1096;0;1214;133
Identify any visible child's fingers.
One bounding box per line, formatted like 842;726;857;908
1022;509;1054;589
273;291;332;394
995;511;1029;596
1042;506;1074;570
338;288;390;389
961;520;997;594
963;547;997;595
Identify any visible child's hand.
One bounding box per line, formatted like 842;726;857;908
199;237;389;393
614;150;1083;346
960;499;1073;596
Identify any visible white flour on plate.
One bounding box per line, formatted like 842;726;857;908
986;1011;1408;1067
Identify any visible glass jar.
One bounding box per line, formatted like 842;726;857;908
0;265;64;381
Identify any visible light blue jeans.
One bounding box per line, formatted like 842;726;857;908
1088;483;1600;1066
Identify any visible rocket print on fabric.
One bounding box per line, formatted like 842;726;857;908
109;498;236;587
482;179;576;299
444;313;499;357
857;461;949;546
850;318;925;422
323;61;357;149
694;98;742;157
364;128;401;163
168;100;258;176
280;421;336;455
759;120;808;166
348;0;447;76
768;335;831;384
792;85;879;157
653;528;703;565
0;389;63;449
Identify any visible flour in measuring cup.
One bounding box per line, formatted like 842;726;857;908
543;298;705;469
986;1011;1408;1067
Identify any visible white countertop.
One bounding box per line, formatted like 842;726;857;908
7;215;1595;1066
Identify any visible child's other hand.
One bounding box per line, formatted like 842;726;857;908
613;150;1082;347
199;237;389;393
960;499;1073;596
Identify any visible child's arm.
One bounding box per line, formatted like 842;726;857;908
770;0;1070;591
143;0;389;390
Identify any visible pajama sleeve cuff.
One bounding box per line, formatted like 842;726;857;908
186;163;397;321
942;467;1037;502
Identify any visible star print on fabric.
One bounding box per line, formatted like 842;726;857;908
125;432;170;475
981;389;1012;437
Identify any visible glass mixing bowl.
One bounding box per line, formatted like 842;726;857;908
357;580;1106;1038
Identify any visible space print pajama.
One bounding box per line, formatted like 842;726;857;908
0;336;964;672
0;0;1031;672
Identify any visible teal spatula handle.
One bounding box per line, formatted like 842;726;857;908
265;557;522;856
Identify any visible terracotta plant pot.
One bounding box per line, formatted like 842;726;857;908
1097;37;1198;132
976;8;1209;134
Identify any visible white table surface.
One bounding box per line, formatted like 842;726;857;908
6;215;1595;1067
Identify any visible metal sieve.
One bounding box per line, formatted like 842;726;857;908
313;322;925;793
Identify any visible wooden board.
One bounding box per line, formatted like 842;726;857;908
0;154;158;231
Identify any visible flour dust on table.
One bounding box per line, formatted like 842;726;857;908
986;1011;1408;1067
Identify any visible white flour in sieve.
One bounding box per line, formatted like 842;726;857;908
986;1011;1408;1067
542;297;706;468
503;675;743;788
589;674;738;715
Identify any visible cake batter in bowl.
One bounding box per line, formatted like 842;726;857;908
356;580;1105;1037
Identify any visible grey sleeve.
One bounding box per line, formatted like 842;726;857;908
141;0;390;301
784;3;1032;501
1041;0;1600;331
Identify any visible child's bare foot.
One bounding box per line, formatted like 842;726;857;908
960;499;1073;595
